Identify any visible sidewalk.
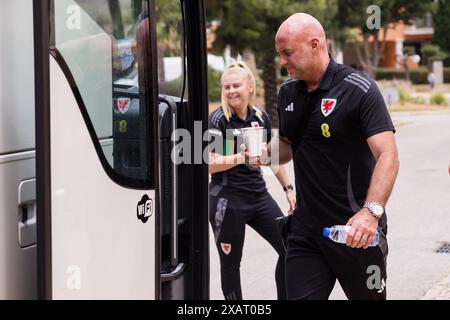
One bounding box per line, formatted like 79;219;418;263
390;108;450;128
420;269;450;300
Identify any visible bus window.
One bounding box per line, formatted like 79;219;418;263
156;0;187;100
51;0;155;188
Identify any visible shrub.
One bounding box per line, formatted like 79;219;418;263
413;96;425;104
376;68;429;84
430;93;448;106
376;68;405;81
444;57;450;68
164;76;184;97
396;85;412;104
208;66;222;102
409;68;428;84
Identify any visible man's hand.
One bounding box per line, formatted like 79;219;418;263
286;189;296;215
240;143;261;167
259;143;271;165
346;208;379;249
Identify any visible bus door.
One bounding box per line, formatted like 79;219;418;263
34;0;209;299
35;0;159;299
155;0;209;299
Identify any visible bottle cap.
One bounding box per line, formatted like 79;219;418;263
322;227;330;237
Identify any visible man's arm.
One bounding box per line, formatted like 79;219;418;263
273;165;296;214
365;131;400;205
346;131;400;249
268;135;293;165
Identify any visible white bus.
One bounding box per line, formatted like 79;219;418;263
0;0;209;299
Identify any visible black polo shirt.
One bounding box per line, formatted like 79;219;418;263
277;59;395;238
208;106;272;197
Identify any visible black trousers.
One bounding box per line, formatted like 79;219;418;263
285;232;388;300
209;191;286;300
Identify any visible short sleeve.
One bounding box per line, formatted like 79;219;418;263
207;108;226;154
276;86;288;138
208;109;224;130
261;110;272;143
358;81;395;138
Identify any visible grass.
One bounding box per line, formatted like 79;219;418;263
412;83;450;93
388;102;449;112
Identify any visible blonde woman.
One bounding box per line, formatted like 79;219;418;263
208;61;296;300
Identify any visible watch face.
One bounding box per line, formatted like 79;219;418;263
372;204;384;216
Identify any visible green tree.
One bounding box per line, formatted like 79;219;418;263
155;0;185;92
421;45;448;70
131;0;143;21
206;0;333;127
107;0;125;38
401;46;415;81
433;0;450;66
156;1;183;57
336;0;433;78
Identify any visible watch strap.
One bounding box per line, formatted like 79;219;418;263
363;201;384;219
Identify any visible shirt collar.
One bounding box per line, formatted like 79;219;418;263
296;56;338;92
317;57;338;91
231;106;254;122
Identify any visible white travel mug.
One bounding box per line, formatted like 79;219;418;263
241;127;264;158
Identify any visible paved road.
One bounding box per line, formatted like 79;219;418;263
209;110;450;300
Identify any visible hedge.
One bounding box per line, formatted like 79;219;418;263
445;68;450;83
376;67;450;84
164;76;184;97
375;68;405;81
207;66;222;102
409;68;428;84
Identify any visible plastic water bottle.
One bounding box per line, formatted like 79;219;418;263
322;225;379;247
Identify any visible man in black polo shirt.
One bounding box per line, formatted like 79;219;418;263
271;13;400;299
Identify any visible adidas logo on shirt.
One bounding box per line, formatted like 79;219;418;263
285;102;294;112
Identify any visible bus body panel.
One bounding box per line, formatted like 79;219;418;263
0;0;37;299
0;153;36;299
49;56;156;299
0;0;35;154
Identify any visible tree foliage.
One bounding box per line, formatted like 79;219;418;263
433;0;450;66
421;45;448;62
336;0;433;77
206;0;434;124
156;0;184;57
400;46;416;81
207;0;334;59
206;0;334;126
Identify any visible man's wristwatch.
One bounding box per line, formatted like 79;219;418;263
283;184;294;192
363;201;385;219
